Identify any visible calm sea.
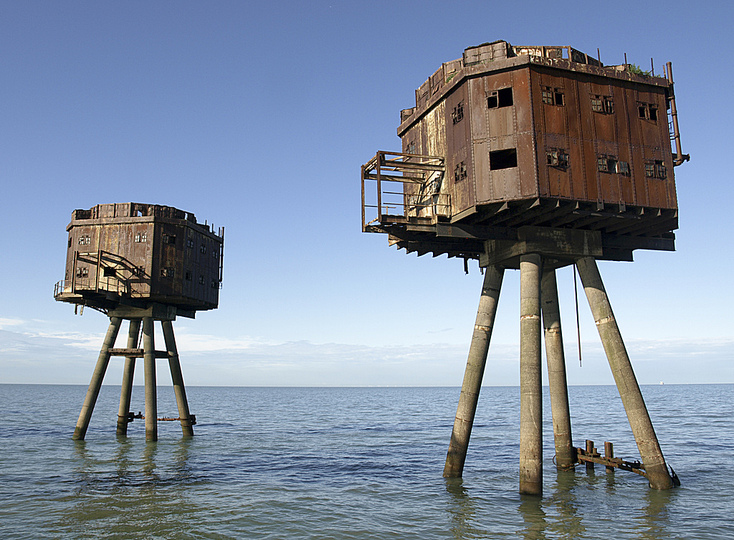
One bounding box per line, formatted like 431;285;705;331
0;384;732;539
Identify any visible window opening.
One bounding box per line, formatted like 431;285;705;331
200;244;207;254
186;238;195;248
490;148;518;170
592;95;614;114
488;88;513;109
198;275;205;285
163;234;177;245
454;161;467;182
134;232;147;243
76;267;89;278
646;160;667;179
546;148;569;170
78;235;91;245
451;101;464;125
543;87;564;106
638;103;658;121
103;267;116;277
185;270;192;281
161;267;175;278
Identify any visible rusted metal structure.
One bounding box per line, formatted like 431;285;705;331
54;203;224;441
361;41;688;495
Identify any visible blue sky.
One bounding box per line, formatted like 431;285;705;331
1;0;731;386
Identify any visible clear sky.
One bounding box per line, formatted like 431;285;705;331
1;0;731;387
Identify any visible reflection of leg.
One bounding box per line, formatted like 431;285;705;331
520;254;543;496
162;321;194;437
73;317;122;440
143;317;157;442
117;319;141;436
443;266;504;478
541;269;574;469
576;257;672;490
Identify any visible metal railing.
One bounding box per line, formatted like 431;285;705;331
361;151;450;232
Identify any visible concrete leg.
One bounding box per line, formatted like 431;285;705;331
73;317;122;440
142;317;157;442
443;266;504;478
576;257;673;490
162;321;194;437
541;269;575;469
520;254;543;496
117;319;141;436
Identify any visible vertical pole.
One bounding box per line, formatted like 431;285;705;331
161;320;194;437
117;319;141;436
73;317;122;440
142;317;157;442
540;269;575;469
443;266;504;478
519;254;543;496
605;441;614;473
576;257;673;489
586;440;595;471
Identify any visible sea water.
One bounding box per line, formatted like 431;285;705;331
1;384;732;539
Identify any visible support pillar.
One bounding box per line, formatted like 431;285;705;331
116;319;141;436
576;257;673;490
73;317;122;440
540;269;575;469
443;265;504;478
519;254;543;496
162;320;194;437
142;317;158;442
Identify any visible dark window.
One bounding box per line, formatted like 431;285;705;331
406;141;416;154
68;237;72;248
103;267;116;277
78;235;90;245
185;270;192;281
211;278;218;289
490;148;518;170
198;275;205;285
163;234;176;245
618;161;630;176
546;148;569;169
592;95;614;114
454;161;467;182
638;103;658;122
488;87;513;109
186;238;195;248
133;266;144;277
451;101;464;125
543;87;564;106
200;244;207;254
161;267;175;278
76;267;88;278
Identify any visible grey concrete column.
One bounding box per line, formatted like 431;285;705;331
519;254;543;496
540;269;575;469
443;265;504;478
161;320;194;437
576;257;673;490
117;319;141;436
73;317;122;440
142;317;157;442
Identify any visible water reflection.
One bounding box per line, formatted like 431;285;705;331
545;470;586;539
444;477;488;539
635;486;676;539
518;495;548;540
60;438;198;537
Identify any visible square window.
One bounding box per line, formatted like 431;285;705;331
490;148;518;170
454;161;467;182
451;101;464;125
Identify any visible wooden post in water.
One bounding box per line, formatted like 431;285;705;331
117;319;141;436
519;254;543;496
576;257;673;490
73;317;122;440
605;441;614;473
444;265;504;477
142;317;158;442
162;320;194;437
540;269;575;470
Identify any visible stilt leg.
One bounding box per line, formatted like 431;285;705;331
519;254;543;496
161;321;194;437
443;266;504;478
142;317;157;442
576;257;673;490
73;317;122;440
117;319;141;436
541;269;575;469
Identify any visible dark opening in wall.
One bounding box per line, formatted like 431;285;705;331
490;148;518;170
488;87;513;109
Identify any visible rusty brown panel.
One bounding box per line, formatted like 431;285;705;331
517;131;538;198
468;77;487;139
446;84;474;214
513;69;532;132
473;140;491;202
581;139;600;200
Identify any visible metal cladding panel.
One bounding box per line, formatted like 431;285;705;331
446;85;474;215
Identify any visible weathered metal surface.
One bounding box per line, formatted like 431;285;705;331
55;202;224;314
363;40;687;260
